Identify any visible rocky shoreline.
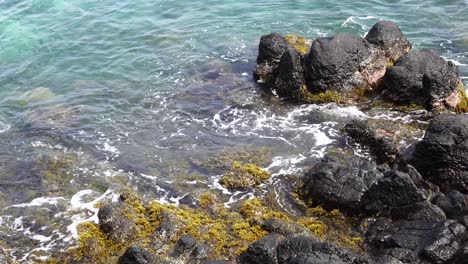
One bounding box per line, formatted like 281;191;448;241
19;21;468;264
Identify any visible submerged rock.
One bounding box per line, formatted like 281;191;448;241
344;120;400;164
365;20;412;62
382;49;463;111
411;114;468;193
219;161;270;189
0;248;14;264
301;152;385;213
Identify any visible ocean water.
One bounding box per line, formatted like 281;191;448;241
0;0;467;261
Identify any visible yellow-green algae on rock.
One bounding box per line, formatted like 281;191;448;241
285;34;311;55
455;82;468;113
38;191;364;263
219;161;271;189
299;85;347;104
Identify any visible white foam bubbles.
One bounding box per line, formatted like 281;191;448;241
9;197;65;208
66;189;115;239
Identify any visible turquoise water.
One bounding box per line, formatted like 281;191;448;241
0;0;467;261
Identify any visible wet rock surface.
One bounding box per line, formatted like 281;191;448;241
98;203;139;244
253;20;468;112
365;20;412;61
344;120;399;164
365;218;467;264
411;114;468;193
273;46;306;100
383;49;461;111
254;33;291;83
276;236;373;264
305;34;371;92
118;246;157;264
239;233;282;264
361;170;431;219
301;152;385;212
261;218;311;237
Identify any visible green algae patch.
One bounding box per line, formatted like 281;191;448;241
146;198;269;258
301;206;364;251
219;161;270;189
455;82;468;113
202;148;273;173
370;99;425;112
49;191;364;263
239;198;292;221
300;85;347;104
285;34;311;55
386;60;394;68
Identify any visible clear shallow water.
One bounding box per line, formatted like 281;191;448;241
0;0;467;261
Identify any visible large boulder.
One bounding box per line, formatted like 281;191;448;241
382;49;462;111
411;114;468;193
305;34;371;92
365;218;466;264
272;46;306;100
254;33;291;83
361;170;446;221
276;236;373;264
365;20;412;61
301;152;385;213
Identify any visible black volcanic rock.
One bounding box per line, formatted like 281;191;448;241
301;152;385;213
411;114;468;193
118;246;157;264
433;191;468;221
98;203;139;244
365;20;412;61
344;120;399;164
362;170;446;222
305;34;371;92
273;46;306;100
239;234;282;264
366;218;466;264
382;49;461;111
254;33;290;83
276;236;373;264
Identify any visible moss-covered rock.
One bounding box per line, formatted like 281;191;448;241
219;162;270;189
46;191;365;263
299;86;347;104
201;148;273;173
455;82;468;113
285;34;311;55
